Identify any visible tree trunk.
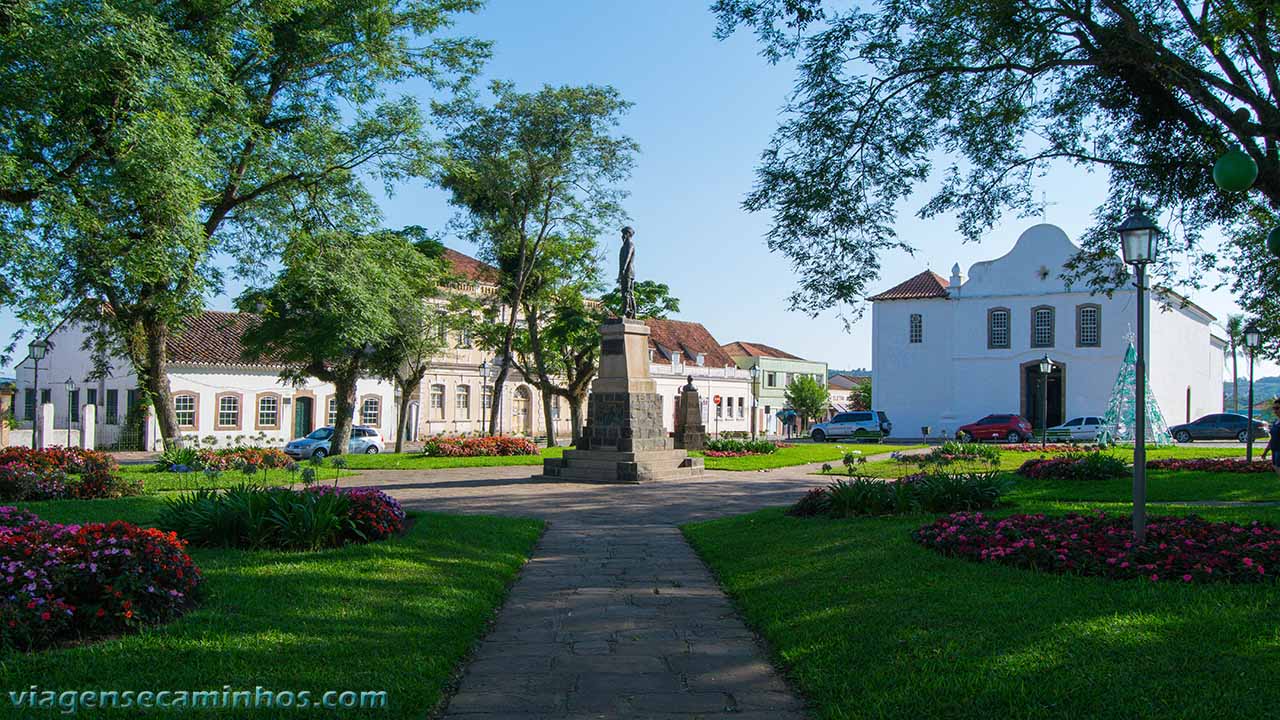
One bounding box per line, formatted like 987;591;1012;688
488;307;520;435
140;316;181;451
524;305;557;447
569;393;585;447
394;377;415;454
1232;345;1240;411
540;386;556;448
330;364;359;456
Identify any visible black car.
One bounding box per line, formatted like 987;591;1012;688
1168;413;1268;443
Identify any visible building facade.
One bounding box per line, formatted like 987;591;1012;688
645;318;752;436
721;341;829;435
870;223;1226;441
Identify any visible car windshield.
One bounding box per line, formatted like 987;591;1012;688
306;428;334;440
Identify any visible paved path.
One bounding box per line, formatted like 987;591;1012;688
339;464;826;719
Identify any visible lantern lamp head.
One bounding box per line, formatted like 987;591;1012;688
64;377;77;391
1117;207;1160;266
1245;323;1261;349
1038;355;1053;375
27;339;48;361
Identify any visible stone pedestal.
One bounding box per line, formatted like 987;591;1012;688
541;319;703;483
674;385;706;451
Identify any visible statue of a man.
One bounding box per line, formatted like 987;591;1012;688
619;226;637;319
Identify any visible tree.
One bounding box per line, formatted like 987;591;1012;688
784;375;829;431
2;0;486;448
1226;314;1245;411
238;229;443;456
850;380;872;412
714;0;1280;326
600;280;681;319
434;82;637;435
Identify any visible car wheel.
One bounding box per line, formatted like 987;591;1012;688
1174;430;1192;444
312;448;327;459
811;429;826;443
365;446;379;454
957;431;973;442
1237;430;1250;443
1006;431;1021;443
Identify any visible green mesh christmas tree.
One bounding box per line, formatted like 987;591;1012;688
1099;341;1172;445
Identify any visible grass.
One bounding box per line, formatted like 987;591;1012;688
5;495;542;719
837;444;1250;479
699;442;923;471
1009;469;1280;504
684;501;1280;720
117;463;355;492
339;445;565;470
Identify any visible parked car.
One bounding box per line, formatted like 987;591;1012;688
1046;416;1105;442
810;411;893;442
956;414;1033;443
284;426;385;459
1168;413;1268;443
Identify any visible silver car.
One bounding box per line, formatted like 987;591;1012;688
284;426;385;459
1045;416;1104;442
810;411;892;442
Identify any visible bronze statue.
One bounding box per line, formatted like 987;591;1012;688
619;226;636;319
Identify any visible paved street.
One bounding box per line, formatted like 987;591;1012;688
336;464;828;718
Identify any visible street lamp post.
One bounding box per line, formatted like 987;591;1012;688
27;339;48;449
749;365;760;440
1117;206;1160;543
1246;323;1261;461
64;377;77;448
1038;355;1053;450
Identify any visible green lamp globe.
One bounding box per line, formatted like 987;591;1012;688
1213;147;1258;192
1268;226;1280;259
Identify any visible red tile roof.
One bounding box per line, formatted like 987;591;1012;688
645;318;735;367
868;270;950;301
720;341;804;361
167;311;280;367
443;248;498;283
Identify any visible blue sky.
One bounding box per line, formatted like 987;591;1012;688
1;0;1265;378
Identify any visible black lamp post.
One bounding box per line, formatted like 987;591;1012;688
1038;354;1053;450
749;365;760;440
1117;206;1160;543
1245;322;1261;460
27;339;48;449
64;377;77;448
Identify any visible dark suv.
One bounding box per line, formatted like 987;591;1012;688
956;414;1034;443
1168;413;1268;443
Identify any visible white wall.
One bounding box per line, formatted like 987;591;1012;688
651;363;752;435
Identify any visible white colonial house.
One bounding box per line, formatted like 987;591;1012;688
870;223;1226;441
644;318;753;436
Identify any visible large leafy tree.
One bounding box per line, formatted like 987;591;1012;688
1;0;486;448
714;0;1280;326
784;374;829;430
433;82;636;435
238;228;443;456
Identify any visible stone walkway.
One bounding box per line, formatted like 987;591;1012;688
337;462;834;719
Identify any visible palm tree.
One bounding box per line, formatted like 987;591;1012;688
1226;314;1244;412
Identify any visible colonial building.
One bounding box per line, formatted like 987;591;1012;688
870;223;1226;441
722;341;829;435
645;318;752;436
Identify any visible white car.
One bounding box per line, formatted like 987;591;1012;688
1046;416;1104;441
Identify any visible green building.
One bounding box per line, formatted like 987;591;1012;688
721;341;828;437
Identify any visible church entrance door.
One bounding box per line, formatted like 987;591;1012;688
1021;361;1065;430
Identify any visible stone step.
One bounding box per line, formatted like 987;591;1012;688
561;448;686;463
545;464;704;484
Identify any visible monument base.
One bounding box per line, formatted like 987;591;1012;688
539;448;705;484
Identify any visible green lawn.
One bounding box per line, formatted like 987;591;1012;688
6;496;542;718
684;502;1280;720
700;442;923;471
117;463;355;492
339;446;565;470
838;444;1250;478
1009;469;1280;504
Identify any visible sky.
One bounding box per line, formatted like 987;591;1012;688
1;0;1270;379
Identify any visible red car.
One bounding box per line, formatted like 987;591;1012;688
956;414;1033;443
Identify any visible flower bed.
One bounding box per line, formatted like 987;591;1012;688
0;447;138;501
421;435;538;457
0;507;202;652
157;446;292;472
1147;458;1274;474
703;439;790;457
158;485;406;550
914;511;1280;584
788;471;1009;518
895;441;1001;467
1004;443;1100;453
1017;452;1129;481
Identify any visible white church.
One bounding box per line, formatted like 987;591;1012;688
870;224;1227;441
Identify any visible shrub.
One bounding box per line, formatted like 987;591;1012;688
1005;443;1101;453
898;442;1001;468
0;508;202;652
421;435;539;457
194;447;291;471
1017;452;1129;481
157;484;406;550
1147;458;1274;473
704;439;784;455
156;446;201;471
0;448;134;501
914;511;1280;584
790;471;1008;518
